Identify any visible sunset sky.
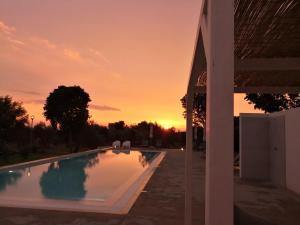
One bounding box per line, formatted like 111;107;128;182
0;0;260;130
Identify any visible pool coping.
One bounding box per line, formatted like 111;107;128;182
0;147;111;172
0;147;166;214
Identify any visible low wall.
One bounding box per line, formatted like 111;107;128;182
240;109;300;195
269;113;286;187
284;108;300;194
239;114;270;181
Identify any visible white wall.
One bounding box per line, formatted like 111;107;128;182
283;108;300;194
240;109;300;195
269;114;286;187
240;114;270;180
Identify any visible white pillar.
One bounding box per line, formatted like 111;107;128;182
185;35;206;225
205;0;234;225
184;3;206;224
185;94;193;225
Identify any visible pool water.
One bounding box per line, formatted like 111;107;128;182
0;149;163;214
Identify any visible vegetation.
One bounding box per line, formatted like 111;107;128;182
245;93;300;113
0;96;29;156
44;86;91;151
181;94;206;127
181;93;300;127
181;93;300;153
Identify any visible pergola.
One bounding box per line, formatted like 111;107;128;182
185;1;300;225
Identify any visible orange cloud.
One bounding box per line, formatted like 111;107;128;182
64;48;81;61
9;89;42;96
88;48;110;64
90;104;121;112
7;37;26;46
29;37;57;49
0;21;16;35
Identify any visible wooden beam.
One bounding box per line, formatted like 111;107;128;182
236;58;300;71
196;86;300;94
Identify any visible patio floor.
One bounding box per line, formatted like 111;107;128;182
0;149;299;225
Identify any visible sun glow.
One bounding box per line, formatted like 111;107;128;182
158;120;176;130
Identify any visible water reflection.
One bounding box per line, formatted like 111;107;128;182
112;149;130;155
39;153;100;200
0;150;159;201
111;149;157;167
138;151;158;167
0;171;23;191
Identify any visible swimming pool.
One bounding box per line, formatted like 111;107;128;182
0;148;165;214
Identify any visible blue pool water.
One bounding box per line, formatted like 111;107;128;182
0;150;159;203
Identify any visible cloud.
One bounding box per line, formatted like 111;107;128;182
0;20;26;50
0;20;113;70
10;89;42;96
90;104;121;111
88;48;110;64
23;99;45;105
29;37;56;49
21;100;120;112
64;48;81;61
0;19;121;98
0;21;15;35
7;37;26;46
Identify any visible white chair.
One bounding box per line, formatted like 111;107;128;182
122;140;131;149
112;140;121;149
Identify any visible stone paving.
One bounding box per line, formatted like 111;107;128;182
0;150;300;225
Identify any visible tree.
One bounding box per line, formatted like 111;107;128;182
78;121;109;148
181;93;206;127
44;86;91;150
0;96;28;152
108;121;128;141
108;121;126;130
245;93;300;113
33;122;58;149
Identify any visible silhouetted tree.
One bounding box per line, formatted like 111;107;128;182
130;121;150;146
245;93;300;113
108;121;127;141
33;122;58;149
181;94;206;127
44;86;91;151
0;96;28;154
78;121;109;148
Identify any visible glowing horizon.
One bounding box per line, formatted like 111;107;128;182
0;0;260;130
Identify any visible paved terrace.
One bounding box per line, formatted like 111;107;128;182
0;150;299;225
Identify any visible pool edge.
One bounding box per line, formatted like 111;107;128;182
0;147;111;173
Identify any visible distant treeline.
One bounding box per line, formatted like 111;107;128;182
1;119;187;156
0;94;188;160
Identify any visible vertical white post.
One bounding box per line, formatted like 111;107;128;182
185;3;206;224
205;0;234;225
185;95;193;225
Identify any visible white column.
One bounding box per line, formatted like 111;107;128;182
205;0;234;225
185;36;206;225
184;3;206;224
185;94;193;225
